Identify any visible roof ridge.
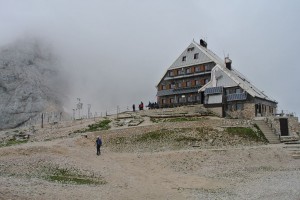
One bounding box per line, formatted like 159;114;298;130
191;40;224;66
199;64;277;103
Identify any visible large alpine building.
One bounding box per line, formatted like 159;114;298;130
156;39;277;119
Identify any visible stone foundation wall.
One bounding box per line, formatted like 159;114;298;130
208;107;223;117
222;118;253;127
227;103;255;119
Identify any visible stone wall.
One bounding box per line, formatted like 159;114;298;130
208;107;223;117
289;116;300;134
227;103;255;119
222;118;253;127
267;116;300;137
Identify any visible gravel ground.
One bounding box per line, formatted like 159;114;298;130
0;111;299;200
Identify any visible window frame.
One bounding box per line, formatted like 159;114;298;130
186;81;191;87
186;68;191;74
194;53;199;59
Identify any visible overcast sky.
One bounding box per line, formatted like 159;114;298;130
0;0;299;116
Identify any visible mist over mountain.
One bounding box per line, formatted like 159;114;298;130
0;38;68;130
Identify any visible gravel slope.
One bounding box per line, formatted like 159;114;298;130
0;116;299;199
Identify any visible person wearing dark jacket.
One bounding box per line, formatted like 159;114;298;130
96;136;102;155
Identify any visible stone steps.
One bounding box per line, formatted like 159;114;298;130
292;154;300;159
283;143;300;159
255;120;280;144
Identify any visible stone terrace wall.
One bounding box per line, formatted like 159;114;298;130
222;118;253;127
267;116;300;137
208;107;222;117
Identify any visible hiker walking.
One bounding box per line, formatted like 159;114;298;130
96;136;102;155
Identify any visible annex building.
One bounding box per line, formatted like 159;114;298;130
156;39;277;119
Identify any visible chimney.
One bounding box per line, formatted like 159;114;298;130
225;57;232;70
200;39;207;48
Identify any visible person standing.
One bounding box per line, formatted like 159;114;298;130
96;136;102;155
132;104;135;112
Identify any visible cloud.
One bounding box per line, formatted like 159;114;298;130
0;0;299;116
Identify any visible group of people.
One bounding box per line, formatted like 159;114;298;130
132;101;158;112
147;102;158;109
132;101;144;112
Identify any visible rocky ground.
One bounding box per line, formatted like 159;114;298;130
0;106;300;200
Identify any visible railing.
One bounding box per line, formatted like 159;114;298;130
164;71;211;80
264;117;281;140
157;86;202;97
159;100;202;108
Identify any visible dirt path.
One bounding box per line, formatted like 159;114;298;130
1;133;300;199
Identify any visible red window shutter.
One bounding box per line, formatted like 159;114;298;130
191;67;195;73
173;69;177;76
200;79;205;85
192;80;195;86
200;65;205;71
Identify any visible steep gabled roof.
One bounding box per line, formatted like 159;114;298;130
191;41;224;66
156;40;220;87
199;64;277;103
168;41;213;70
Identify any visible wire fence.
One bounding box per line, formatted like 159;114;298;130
19;104;138;129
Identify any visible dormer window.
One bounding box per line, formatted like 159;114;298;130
182;56;186;61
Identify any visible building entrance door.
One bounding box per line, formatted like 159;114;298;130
279;118;289;136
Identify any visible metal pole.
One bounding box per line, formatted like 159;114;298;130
88;104;91;119
41;113;43;128
117;105;119;119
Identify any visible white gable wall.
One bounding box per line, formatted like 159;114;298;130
202;65;237;91
168;42;212;70
214;66;237;87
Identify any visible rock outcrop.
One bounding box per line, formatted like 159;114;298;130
0;38;67;130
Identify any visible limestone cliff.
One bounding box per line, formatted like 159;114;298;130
0;38;67;130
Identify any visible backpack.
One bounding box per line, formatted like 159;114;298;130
97;138;102;146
